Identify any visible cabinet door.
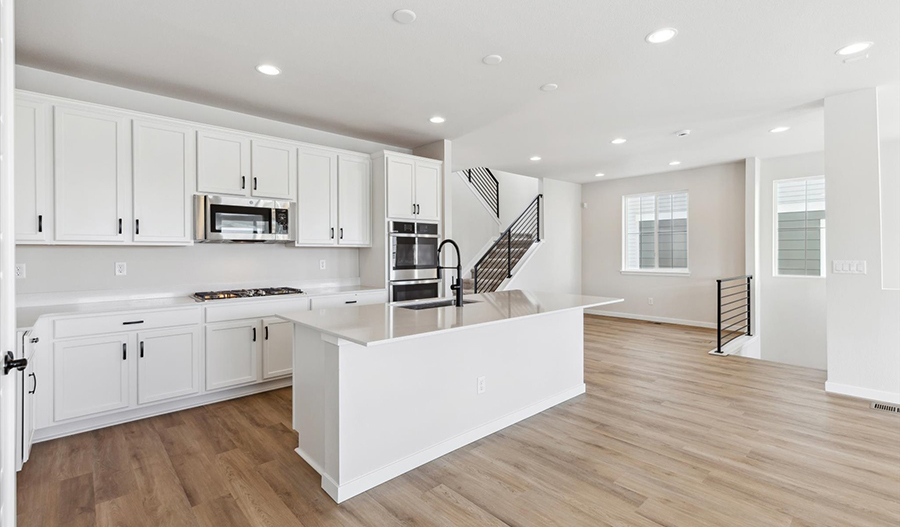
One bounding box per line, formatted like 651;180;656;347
297;147;337;245
137;327;200;405
337;155;371;246
386;156;416;220
252;139;296;200
415;161;441;221
262;318;293;379
54;106;129;242
133;119;195;243
197;129;250;196
15;99;49;242
53;334;130;421
205;320;259;391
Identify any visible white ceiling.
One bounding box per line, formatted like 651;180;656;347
15;0;900;182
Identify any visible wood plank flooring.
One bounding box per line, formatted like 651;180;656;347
17;315;900;526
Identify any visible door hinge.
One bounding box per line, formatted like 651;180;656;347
3;351;27;375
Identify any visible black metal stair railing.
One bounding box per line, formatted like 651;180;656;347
713;275;753;355
465;167;500;219
473;194;542;294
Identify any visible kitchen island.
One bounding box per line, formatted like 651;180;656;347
277;289;623;503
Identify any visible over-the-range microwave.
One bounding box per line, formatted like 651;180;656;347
194;194;294;243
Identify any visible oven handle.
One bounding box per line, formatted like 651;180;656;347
390;279;442;285
389;233;418;238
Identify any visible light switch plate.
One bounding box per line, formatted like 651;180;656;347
832;260;866;274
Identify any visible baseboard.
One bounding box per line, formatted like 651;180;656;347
585;309;715;329
295;446;326;476
825;381;900;404
319;383;586;503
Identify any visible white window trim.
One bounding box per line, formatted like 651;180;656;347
621;190;690;275
772;175;826;279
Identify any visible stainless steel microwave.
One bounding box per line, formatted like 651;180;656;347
194;194;294;243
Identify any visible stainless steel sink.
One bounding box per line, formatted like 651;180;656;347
397;299;479;310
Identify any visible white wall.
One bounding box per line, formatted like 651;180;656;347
582;163;745;326
493;170;540;228
450;173;498;269
824;88;900;404
509;178;582;295
758;152;827;369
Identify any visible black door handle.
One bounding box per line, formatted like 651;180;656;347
140;341;144;358
252;327;257;342
3;352;27;375
135;219;140;235
28;372;37;394
38;215;42;233
118;218;123;234
122;343;127;360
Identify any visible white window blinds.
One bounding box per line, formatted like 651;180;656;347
775;176;826;276
624;191;688;271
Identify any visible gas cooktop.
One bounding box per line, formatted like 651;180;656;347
193;287;304;301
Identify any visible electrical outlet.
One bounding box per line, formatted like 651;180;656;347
648;297;654;305
14;264;25;279
477;376;486;394
319;259;326;270
115;262;127;276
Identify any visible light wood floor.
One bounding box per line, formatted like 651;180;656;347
17;315;900;527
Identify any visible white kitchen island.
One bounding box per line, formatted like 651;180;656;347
277;289;623;503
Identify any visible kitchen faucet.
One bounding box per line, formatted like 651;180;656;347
436;239;464;307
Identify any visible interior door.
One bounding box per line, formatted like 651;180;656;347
205;320;259;391
197;129;250;196
414;161;441;221
14;97;49;242
252;139;296;199
297;147;336;245
133;119;195;243
54;105;129;242
337;154;370;245
262;318;293;379
137;327;200;405
386;156;416;220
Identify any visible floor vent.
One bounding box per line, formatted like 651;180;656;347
871;402;900;414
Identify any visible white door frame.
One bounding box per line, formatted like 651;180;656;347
0;0;18;523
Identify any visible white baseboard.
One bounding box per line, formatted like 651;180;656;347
314;383;586;503
585;309;715;329
825;381;900;404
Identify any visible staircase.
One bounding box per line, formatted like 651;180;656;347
462;167;500;219
463;194;542;294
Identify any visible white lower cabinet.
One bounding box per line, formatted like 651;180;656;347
137;327;200;405
309;290;389;310
262;318;293;379
53;334;130;421
205;320;259;391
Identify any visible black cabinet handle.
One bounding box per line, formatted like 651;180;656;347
241;176;246;189
265;326;269;340
330;227;334;239
122;342;127;360
139;341;144;358
345;300;357;304
254;177;258;190
118;218;123;234
122;320;144;325
340;228;344;239
135;219;140;235
28;372;36;395
38;215;42;233
412;203;416;215
252;327;257;342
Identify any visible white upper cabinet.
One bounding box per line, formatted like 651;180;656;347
414;161;441;221
54;105;130;243
197;129;251;196
15;98;50;242
385;154;442;222
132;119;195;243
297;146;337;245
386;156;416;220
252;139;296;200
337;154;371;246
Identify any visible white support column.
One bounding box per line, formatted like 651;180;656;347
742;157;762;359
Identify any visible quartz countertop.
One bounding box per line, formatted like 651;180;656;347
277;289;623;347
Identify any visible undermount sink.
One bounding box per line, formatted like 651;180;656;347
397;299;479;310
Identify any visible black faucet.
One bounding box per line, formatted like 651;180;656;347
437;239;464;307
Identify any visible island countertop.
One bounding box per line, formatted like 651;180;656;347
276;289;623;347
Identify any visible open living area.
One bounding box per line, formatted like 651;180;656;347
0;1;897;526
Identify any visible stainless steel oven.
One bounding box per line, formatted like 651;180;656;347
194;194;293;243
389;221;441;301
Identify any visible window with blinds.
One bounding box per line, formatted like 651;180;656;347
775;176;826;276
624;191;688;271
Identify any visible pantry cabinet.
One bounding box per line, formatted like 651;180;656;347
136;327;200;405
53;105;130;243
14;97;50;243
53;334;130;421
197;128;251;196
385;153;442;222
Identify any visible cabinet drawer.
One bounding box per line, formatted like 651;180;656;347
204;298;310;324
53;307;201;339
309;290;387;310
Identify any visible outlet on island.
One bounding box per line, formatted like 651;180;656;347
477;376;486;394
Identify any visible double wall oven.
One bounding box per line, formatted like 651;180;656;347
389;221;441;302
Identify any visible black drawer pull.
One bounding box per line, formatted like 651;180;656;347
345;300;357;304
122;320;144;325
28;372;37;395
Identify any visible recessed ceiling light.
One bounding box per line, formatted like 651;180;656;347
255;64;281;76
645;28;678;44
770;126;790;133
611;138;627;145
482;54;503;65
392;9;417;24
540;83;558;92
595;173;605;177
429;116;445;124
529;156;541;161
675;129;691;137
835;41;873;56
843;54;870;64
669;161;681;166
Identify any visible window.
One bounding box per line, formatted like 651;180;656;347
775;176;825;276
623;191;688;272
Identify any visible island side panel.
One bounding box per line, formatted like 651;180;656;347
332;308;585;500
293;324;329;474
